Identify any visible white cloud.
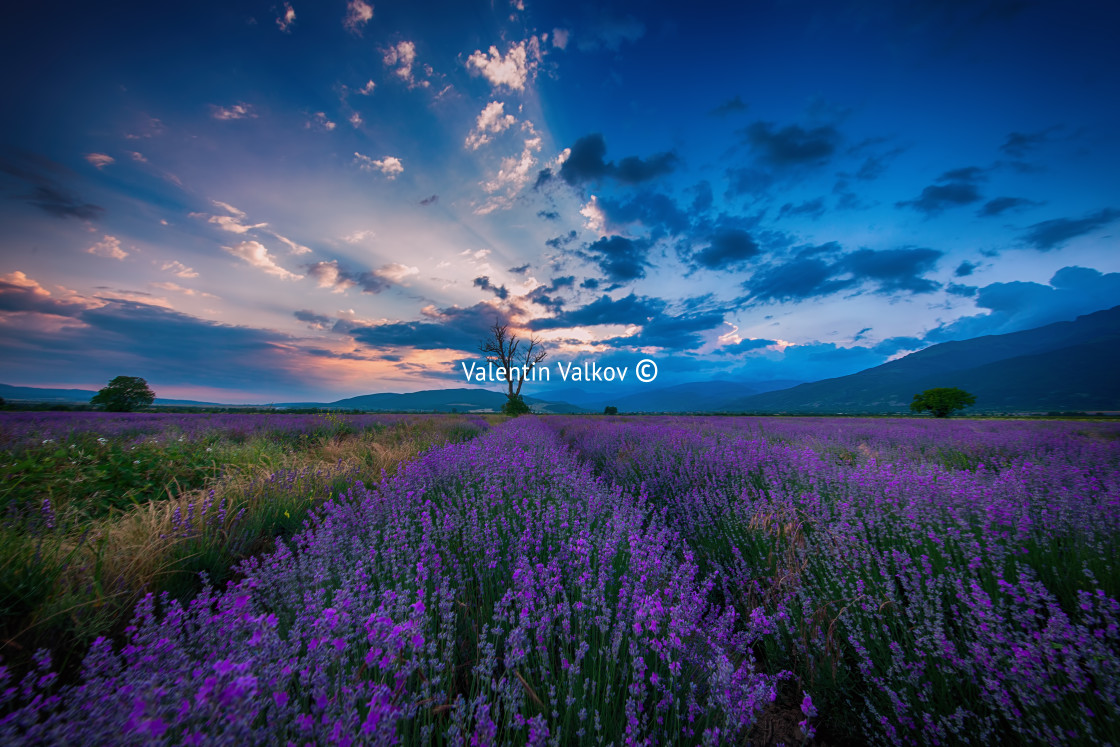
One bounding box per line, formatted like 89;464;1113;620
270;232;312;255
342;229;376;243
349;112;363;127
580;196;608;235
161;260;199;278
308;260;356;293
466;38;541;91
375;263;419;283
276;2;296;32
210;103;256;120
129;151;148;163
344;0;373;34
189;201;269;234
477;129;542;214
354;152;404;179
383;41;427;87
552;28;570;49
85;153;114;169
357;80;376;95
306;112;337;131
465;101;517;150
222;240;302;280
151;281;219;300
87;235;128;260
212;201;245;218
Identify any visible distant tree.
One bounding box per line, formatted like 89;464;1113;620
604;405;618;415
480;320;546;417
910;387;976;418
91;376;156;412
0;396;5;409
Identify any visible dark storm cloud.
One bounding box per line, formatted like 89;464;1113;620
692;229;761;271
527;275;575;312
778;197;826;221
603;310;728;352
294;309;334;328
536;210;559;221
349;303;507;353
580;278;600;290
947;283;978;297
0;276;88;315
0;152;105;220
896;166;985;215
743;245;942;302
582;235;652;282
533;293;665;330
1018;208;1120;251
473;276;509;300
977;196;1040;217
508;263;531;274
553;134;677;187
740;122;841;168
689;181;714;213
709;95;747;117
419;194;438;205
840;246;942;293
871;336;925;355
597;193;690;239
999;127;1060;158
545;230;578;250
0;297;311;391
745;257;849;303
927;266;1120;342
955;260;978;277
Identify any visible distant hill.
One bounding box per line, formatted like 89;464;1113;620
294;388;588;414
727;305;1120;413
0;384;221;407
585;379;802;413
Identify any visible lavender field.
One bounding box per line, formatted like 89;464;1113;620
2;415;1118;745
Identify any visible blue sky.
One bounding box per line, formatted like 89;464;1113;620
1;0;1118;402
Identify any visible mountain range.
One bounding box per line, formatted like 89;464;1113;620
3;305;1117;414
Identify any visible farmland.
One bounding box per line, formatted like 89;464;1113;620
1;413;1118;744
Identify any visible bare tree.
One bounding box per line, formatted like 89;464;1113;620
480;320;547;414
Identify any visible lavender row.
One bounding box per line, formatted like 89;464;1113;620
1;417;790;745
550;416;1120;744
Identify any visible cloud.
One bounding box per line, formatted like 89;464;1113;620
222;240;302;280
307;260;416;294
419;194;438;206
553;133;677;187
778;197;826;220
743;244;941;302
710;95;747;117
473;276;509;300
276;2;296;32
294;309;334;330
477;131;542;213
534;293;665;330
840;246;941;293
349;303;507;353
551;28;570;49
596;193;690;240
465;101;517;150
896;166;985;215
999;127;1060;158
0;271;94;316
955;260;977;277
162;260;198;278
927;266;1120;341
87;235;128;260
383;41;425;86
354;152;404;179
84;153;114;169
582;236;652;282
742;121;840;168
26;185;105;220
1018;208;1120;251
306;112;336;131
692;229;761;271
189;201;267;234
150;281;218;300
466;38;541;91
977;196;1040;217
344;0;373;34
210;103;256;120
605;309;728;352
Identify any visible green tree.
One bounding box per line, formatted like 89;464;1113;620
603;405;618;415
90;376;156;412
909;387;976;418
501;395;532;416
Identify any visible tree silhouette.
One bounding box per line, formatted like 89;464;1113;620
603;406;618;415
91;376;156;412
479;321;546;416
909;387;976;418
